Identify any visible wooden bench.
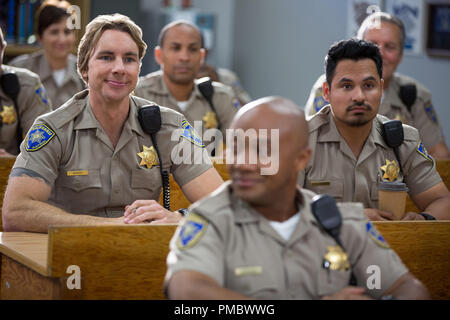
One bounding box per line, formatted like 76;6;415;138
1;222;448;299
373;221;450;300
0;157;16;232
405;159;450;213
158;159;230;210
0;225;177;299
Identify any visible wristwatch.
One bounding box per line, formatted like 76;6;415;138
178;208;189;216
418;212;436;220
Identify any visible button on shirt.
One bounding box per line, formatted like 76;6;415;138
298;105;442;208
13;90;212;217
165;182;408;299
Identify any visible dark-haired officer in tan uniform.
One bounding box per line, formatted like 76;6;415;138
134;20;239;152
299;39;450;221
165;96;429;300
0;28;51;156
304;12;449;159
2;14;223;233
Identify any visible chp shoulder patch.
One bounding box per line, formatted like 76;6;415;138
176;212;208;250
181;120;205;148
366;220;389;249
313;89;328;114
26;124;55;151
233;98;240;109
424;104;438;124
35;85;50;107
417;141;433;162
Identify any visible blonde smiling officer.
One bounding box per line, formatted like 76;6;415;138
0;27;51;156
2;14;223;233
164;96;429;300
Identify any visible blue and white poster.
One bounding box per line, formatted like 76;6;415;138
386;0;425;55
347;0;383;38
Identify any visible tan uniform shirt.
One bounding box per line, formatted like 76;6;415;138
13;90;212;217
134;70;239;142
165;182;408;299
304;73;445;150
0;65;51;155
298;105;442;208
217;67;252;105
9;51;85;109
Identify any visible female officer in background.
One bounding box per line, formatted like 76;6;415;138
9;0;85;109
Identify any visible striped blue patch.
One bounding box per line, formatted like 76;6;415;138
424;104;438;124
366;221;389;248
181;120;205;148
417;141;433;161
35;85;49;107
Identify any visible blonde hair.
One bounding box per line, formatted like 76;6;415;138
77;14;147;83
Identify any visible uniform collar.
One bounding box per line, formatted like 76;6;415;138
73;93;145;138
316;106;341;143
150;70;202;100
37;51;81;85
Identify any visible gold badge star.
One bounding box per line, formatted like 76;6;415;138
137;145;158;169
323;246;350;271
380;159;400;182
202;111;218;129
0;106;17;125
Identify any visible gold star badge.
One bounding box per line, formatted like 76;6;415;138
0;106;17;124
202;111;217;129
380;159;400;182
323;246;350;271
137;145;158;169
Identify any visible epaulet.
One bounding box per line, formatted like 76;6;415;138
2;65;40;86
337;202;365;220
136;71;163;91
209;80;233;95
189;182;232;217
395;73;431;102
308;105;331;133
130;94;184;128
44;90;88;129
402;123;420;142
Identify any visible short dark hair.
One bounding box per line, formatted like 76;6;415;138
325;38;383;86
36;0;72;37
157;20;201;47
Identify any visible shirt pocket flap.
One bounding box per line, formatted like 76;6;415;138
131;168;159;191
59;169;102;192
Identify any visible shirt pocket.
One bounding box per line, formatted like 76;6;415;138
131;168;161;194
317;268;352;297
226;267;280;299
306;179;344;200
59;169;102;192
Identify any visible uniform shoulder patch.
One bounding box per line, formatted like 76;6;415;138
181;120;205;147
26;124;55;151
233;98;240;109
176;212;208;250
416;141;433;162
366;220;390;249
313;90;328;114
424;104;438;124
35;85;50;107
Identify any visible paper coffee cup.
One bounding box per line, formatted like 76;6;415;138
378;182;408;220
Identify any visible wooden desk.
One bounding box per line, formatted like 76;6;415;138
0;225;177;299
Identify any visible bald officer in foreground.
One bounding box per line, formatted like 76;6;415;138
134;20;238;153
2;14;223;233
164;96;429;300
0;27;51;156
299;39;450;221
304;12;449;159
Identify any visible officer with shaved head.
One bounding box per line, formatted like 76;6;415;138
164;96;429;300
